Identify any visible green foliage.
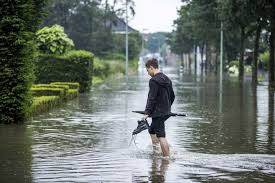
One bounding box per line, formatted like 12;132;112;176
0;0;48;124
145;32;167;53
50;82;80;90
228;60;240;68
32;84;70;90
93;57;110;79
102;53;125;61
93;57;127;85
259;51;269;69
30;82;79;116
31;96;61;116
31;87;66;97
34;50;93;92
36;24;74;54
113;32;142;60
42;0;138;57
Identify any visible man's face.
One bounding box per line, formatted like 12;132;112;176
146;66;154;77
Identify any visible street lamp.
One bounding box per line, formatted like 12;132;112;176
219;22;224;114
125;0;129;83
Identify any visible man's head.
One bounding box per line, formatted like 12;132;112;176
145;58;159;77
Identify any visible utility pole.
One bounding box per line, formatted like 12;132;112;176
125;0;129;83
219;22;224;113
220;22;223;82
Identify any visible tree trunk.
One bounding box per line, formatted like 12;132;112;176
205;42;209;73
239;27;245;81
269;22;275;84
188;53;192;69
200;44;204;73
215;50;218;74
180;53;184;68
194;45;197;74
252;21;261;84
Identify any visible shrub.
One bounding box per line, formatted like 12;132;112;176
30;82;80;116
31;96;61;116
93;57;110;78
93;57;125;84
228;60;239;68
36;24;74;54
31;87;66;97
0;0;48;124
259;51;269;70
34;50;93;92
103;53;125;61
50;82;80;90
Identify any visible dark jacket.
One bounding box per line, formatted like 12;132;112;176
145;72;175;118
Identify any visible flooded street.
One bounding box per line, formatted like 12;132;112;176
1;67;275;183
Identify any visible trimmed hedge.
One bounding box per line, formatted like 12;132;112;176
34;50;93;92
50;82;79;90
0;0;48;124
31;87;66;97
30;82;79;115
31;96;61;116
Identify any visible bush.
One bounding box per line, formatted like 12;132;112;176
259;51;269;70
31;96;61;116
93;57;125;84
50;82;80;90
30;82;79;116
34;50;93;92
36;24;74;54
228;60;239;68
93;57;111;78
31;87;66;97
0;0;48;124
103;53;125;61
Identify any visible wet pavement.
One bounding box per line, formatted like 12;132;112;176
0;66;275;183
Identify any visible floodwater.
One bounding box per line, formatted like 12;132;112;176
0;66;275;183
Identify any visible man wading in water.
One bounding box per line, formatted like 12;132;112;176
143;58;175;157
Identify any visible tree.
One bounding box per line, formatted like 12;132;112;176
41;0;138;58
220;0;258;80
113;32;142;60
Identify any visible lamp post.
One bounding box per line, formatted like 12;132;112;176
219;22;223;113
125;0;129;83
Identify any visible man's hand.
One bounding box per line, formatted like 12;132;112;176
143;114;149;120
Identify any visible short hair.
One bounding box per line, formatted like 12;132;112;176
145;58;159;69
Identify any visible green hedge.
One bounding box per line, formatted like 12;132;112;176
31;87;66;97
50;82;80;90
32;84;69;91
0;0;48;124
30;82;79;116
31;96;61;116
31;82;79;99
34;50;93;92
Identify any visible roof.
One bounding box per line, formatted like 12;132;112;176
111;18;138;33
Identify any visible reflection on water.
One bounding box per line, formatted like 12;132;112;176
0;125;32;183
0;67;275;182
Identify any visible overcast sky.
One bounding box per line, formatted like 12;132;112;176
128;0;182;33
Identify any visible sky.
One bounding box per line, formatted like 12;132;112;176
128;0;182;33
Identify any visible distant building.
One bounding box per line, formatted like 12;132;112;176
111;18;138;34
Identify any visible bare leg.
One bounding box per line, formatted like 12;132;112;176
150;134;161;152
150;134;159;145
158;137;170;157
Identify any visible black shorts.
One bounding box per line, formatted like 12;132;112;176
148;116;170;138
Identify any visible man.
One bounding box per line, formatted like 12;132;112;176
144;58;175;157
